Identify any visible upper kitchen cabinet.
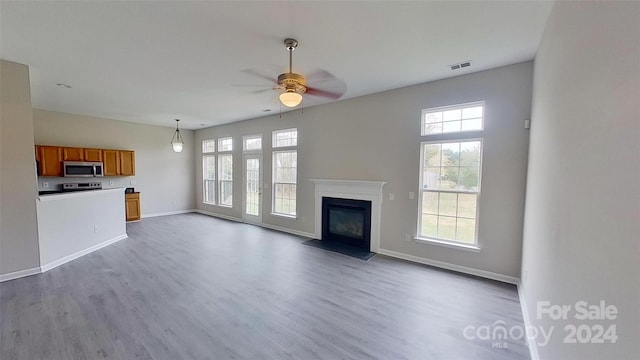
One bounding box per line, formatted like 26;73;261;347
103;149;135;176
102;149;120;176
84;148;103;162
62;147;84;161
37;146;63;176
119;150;135;176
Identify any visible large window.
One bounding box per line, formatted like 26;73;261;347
272;129;297;217
418;102;484;246
202;137;233;207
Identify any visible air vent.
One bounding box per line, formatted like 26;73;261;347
450;61;471;71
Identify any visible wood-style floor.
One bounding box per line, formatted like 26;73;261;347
1;213;529;360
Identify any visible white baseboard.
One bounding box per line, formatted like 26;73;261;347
259;223;315;239
0;266;42;283
377;248;520;285
195;209;243;222
142;209;196;219
517;283;540;360
40;234;128;273
195;209;315;239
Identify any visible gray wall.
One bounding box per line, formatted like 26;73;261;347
196;61;532;279
0;60;40;275
521;2;640;359
33;110;196;216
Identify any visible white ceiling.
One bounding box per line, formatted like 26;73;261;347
1;1;553;130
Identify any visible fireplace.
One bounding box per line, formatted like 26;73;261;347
307;179;385;260
322;197;371;250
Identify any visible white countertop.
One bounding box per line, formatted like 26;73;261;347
37;187;125;202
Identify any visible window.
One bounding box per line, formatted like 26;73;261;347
273;128;297;148
422;102;484;135
418;102;484;247
201;137;233;206
272;128;297;217
243;135;262;151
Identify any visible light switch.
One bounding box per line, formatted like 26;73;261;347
409;192;415;200
389;193;395;201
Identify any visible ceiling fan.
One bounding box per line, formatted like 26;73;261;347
245;38;346;108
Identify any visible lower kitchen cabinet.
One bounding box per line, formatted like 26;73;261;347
125;192;141;221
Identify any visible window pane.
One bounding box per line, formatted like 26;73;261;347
458;166;479;190
202;140;215;153
424;122;442;135
438;193;457;217
461;118;482;131
457;194;477;219
423;144;442;167
437;216;456;240
219;155;233;180
204;179;215;204
220;180;232;206
424;167;441;189
442;143;460;164
203;156;215;180
421;214;438;238
440;167;459;189
218;137;233;152
443;109;461;121
462;106;483;119
456;218;476;243
442;121;461;133
425;112;442;124
422;191;439;214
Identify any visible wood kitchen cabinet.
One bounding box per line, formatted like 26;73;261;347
37;146;63;176
62;147;84;161
119;150;135;176
125;193;141;221
102;150;120;176
103;149;135;176
84;148;103;162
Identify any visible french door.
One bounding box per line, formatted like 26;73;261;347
242;154;262;224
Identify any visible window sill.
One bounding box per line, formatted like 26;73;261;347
414;237;481;252
271;212;297;219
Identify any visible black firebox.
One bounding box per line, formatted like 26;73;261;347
321;197;372;250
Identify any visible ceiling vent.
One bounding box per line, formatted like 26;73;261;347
450;61;471;71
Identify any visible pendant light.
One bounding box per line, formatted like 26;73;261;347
171;119;184;153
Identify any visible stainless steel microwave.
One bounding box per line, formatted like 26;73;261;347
63;161;104;177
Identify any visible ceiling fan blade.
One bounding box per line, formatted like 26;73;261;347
242;69;277;84
251;88;273;94
306;69;336;83
306;86;345;100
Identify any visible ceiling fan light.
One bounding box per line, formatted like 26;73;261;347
279;91;303;108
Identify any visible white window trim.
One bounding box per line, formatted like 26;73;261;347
417;137;483;250
272;149;297;218
421;101;485;136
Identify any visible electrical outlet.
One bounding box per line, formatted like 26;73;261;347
405;234;411;242
389;193;395;201
409;192;415;200
301;216;306;223
109;180;114;186
93;225;99;233
42;182;49;188
130;180;136;186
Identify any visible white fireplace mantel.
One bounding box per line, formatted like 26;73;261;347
310;179;386;253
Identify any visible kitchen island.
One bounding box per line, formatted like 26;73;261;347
36;188;127;272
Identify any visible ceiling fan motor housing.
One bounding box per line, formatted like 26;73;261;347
278;72;307;93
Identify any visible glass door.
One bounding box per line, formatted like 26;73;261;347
242;154;262;224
